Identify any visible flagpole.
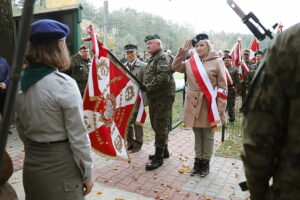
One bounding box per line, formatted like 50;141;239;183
106;49;145;88
103;0;108;47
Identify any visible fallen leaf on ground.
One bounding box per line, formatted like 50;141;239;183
96;191;102;195
204;196;213;200
178;168;185;173
11;181;19;184
235;173;240;178
182;164;189;168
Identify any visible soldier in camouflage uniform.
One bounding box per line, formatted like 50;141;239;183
223;55;240;124
124;44;147;153
240;49;255;105
69;45;91;97
242;23;300;199
247;50;263;89
143;34;176;171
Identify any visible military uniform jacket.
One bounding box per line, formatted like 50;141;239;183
247;62;260;87
227;65;240;95
70;53;91;94
143;49;175;100
15;71;93;182
172;49;227;127
126;58;148;106
242;23;300;199
243;59;255;82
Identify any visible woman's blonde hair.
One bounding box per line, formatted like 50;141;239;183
25;40;70;71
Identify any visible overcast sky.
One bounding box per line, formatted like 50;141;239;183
86;0;300;34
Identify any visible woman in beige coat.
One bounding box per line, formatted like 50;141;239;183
172;34;227;177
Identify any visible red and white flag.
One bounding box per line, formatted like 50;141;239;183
230;39;242;67
249;37;260;62
277;23;283;34
230;39;244;79
83;25;140;161
224;67;233;86
241;60;249;74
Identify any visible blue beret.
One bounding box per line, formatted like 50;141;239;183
30;19;69;44
192;33;209;47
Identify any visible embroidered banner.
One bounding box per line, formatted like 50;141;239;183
83;25;140;161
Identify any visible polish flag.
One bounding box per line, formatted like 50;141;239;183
277;23;283;34
249;38;260;62
230;39;242;67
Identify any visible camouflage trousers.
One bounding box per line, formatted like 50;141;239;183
239;81;247;105
148;96;174;148
192;127;214;160
226;93;236;122
127;111;144;148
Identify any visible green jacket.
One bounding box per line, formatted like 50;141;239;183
242;23;300;200
69;53;91;95
143;49;175;99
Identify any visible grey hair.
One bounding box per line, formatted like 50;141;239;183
154;39;163;49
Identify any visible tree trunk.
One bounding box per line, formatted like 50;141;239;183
0;0;15;64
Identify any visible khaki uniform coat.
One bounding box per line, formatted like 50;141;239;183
172;49;227;127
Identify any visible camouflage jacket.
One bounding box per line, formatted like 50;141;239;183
69;53;91;95
242;23;300;200
227;65;240;94
143;49;175;100
247;62;260;87
242;59;256;82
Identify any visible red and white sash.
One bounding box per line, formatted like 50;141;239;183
189;55;223;130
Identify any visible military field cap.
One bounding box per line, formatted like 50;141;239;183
144;34;161;42
223;49;230;54
192;33;209;47
30;19;69;44
255;50;263;56
223;55;232;60
243;49;250;54
124;44;138;52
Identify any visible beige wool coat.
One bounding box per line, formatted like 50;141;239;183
172;49;227;128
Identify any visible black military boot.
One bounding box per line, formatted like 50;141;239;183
190;158;201;176
149;144;169;160
146;147;164;171
199;159;210;177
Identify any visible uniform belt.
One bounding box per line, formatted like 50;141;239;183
29;139;69;145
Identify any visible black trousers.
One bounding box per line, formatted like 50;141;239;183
0;92;6;116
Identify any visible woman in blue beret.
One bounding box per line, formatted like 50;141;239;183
172;34;227;177
14;19;94;200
